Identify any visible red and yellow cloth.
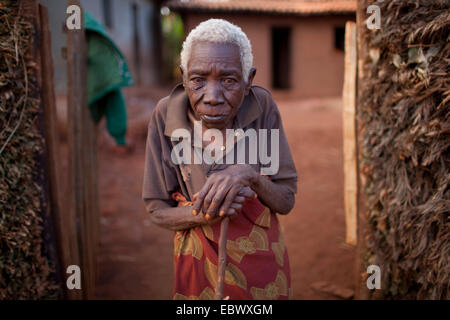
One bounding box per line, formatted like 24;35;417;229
172;192;292;300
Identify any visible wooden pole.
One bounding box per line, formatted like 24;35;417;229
215;217;230;300
38;3;76;299
342;21;358;246
66;0;98;299
22;0;63;298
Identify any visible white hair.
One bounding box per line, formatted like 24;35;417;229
180;19;253;81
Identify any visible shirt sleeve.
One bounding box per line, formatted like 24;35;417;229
142;103;179;207
263;93;298;194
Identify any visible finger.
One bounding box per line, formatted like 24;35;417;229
192;182;211;215
230;202;243;212
226;208;237;218
205;184;231;219
203;183;220;220
238;186;257;199
218;187;240;217
233;196;246;204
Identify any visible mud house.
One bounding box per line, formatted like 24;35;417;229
167;0;356;98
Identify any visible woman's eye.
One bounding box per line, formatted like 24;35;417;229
223;78;235;85
191;78;204;84
190;78;205;89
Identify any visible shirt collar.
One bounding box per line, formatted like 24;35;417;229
164;83;263;138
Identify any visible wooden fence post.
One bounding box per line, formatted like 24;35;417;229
66;0;99;299
342;21;358;247
38;3;79;299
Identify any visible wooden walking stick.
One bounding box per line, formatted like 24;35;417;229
215;216;230;300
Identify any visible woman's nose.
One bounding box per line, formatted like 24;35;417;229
203;82;224;105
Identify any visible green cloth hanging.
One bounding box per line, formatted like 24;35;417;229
85;11;133;145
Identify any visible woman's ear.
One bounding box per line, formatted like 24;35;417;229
244;67;257;95
179;66;185;83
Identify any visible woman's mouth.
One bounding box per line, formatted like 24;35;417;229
200;114;227;123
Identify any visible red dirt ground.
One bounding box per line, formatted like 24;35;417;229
94;87;355;299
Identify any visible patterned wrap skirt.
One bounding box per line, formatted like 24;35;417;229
172;193;292;300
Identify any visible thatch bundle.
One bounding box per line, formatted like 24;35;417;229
0;1;59;298
358;0;449;299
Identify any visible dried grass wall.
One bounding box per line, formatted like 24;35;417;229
0;1;60;299
358;0;449;299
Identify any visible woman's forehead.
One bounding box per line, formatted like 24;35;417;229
188;41;242;71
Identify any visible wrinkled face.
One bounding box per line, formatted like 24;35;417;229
183;41;253;129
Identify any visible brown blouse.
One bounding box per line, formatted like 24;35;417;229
142;84;298;211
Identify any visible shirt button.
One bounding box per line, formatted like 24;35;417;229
220;146;226;151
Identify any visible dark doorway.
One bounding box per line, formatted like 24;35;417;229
132;3;141;85
102;0;113;29
271;27;291;89
334;27;345;51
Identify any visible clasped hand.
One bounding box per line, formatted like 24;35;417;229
191;164;258;223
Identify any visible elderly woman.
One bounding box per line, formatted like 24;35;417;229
142;19;297;300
